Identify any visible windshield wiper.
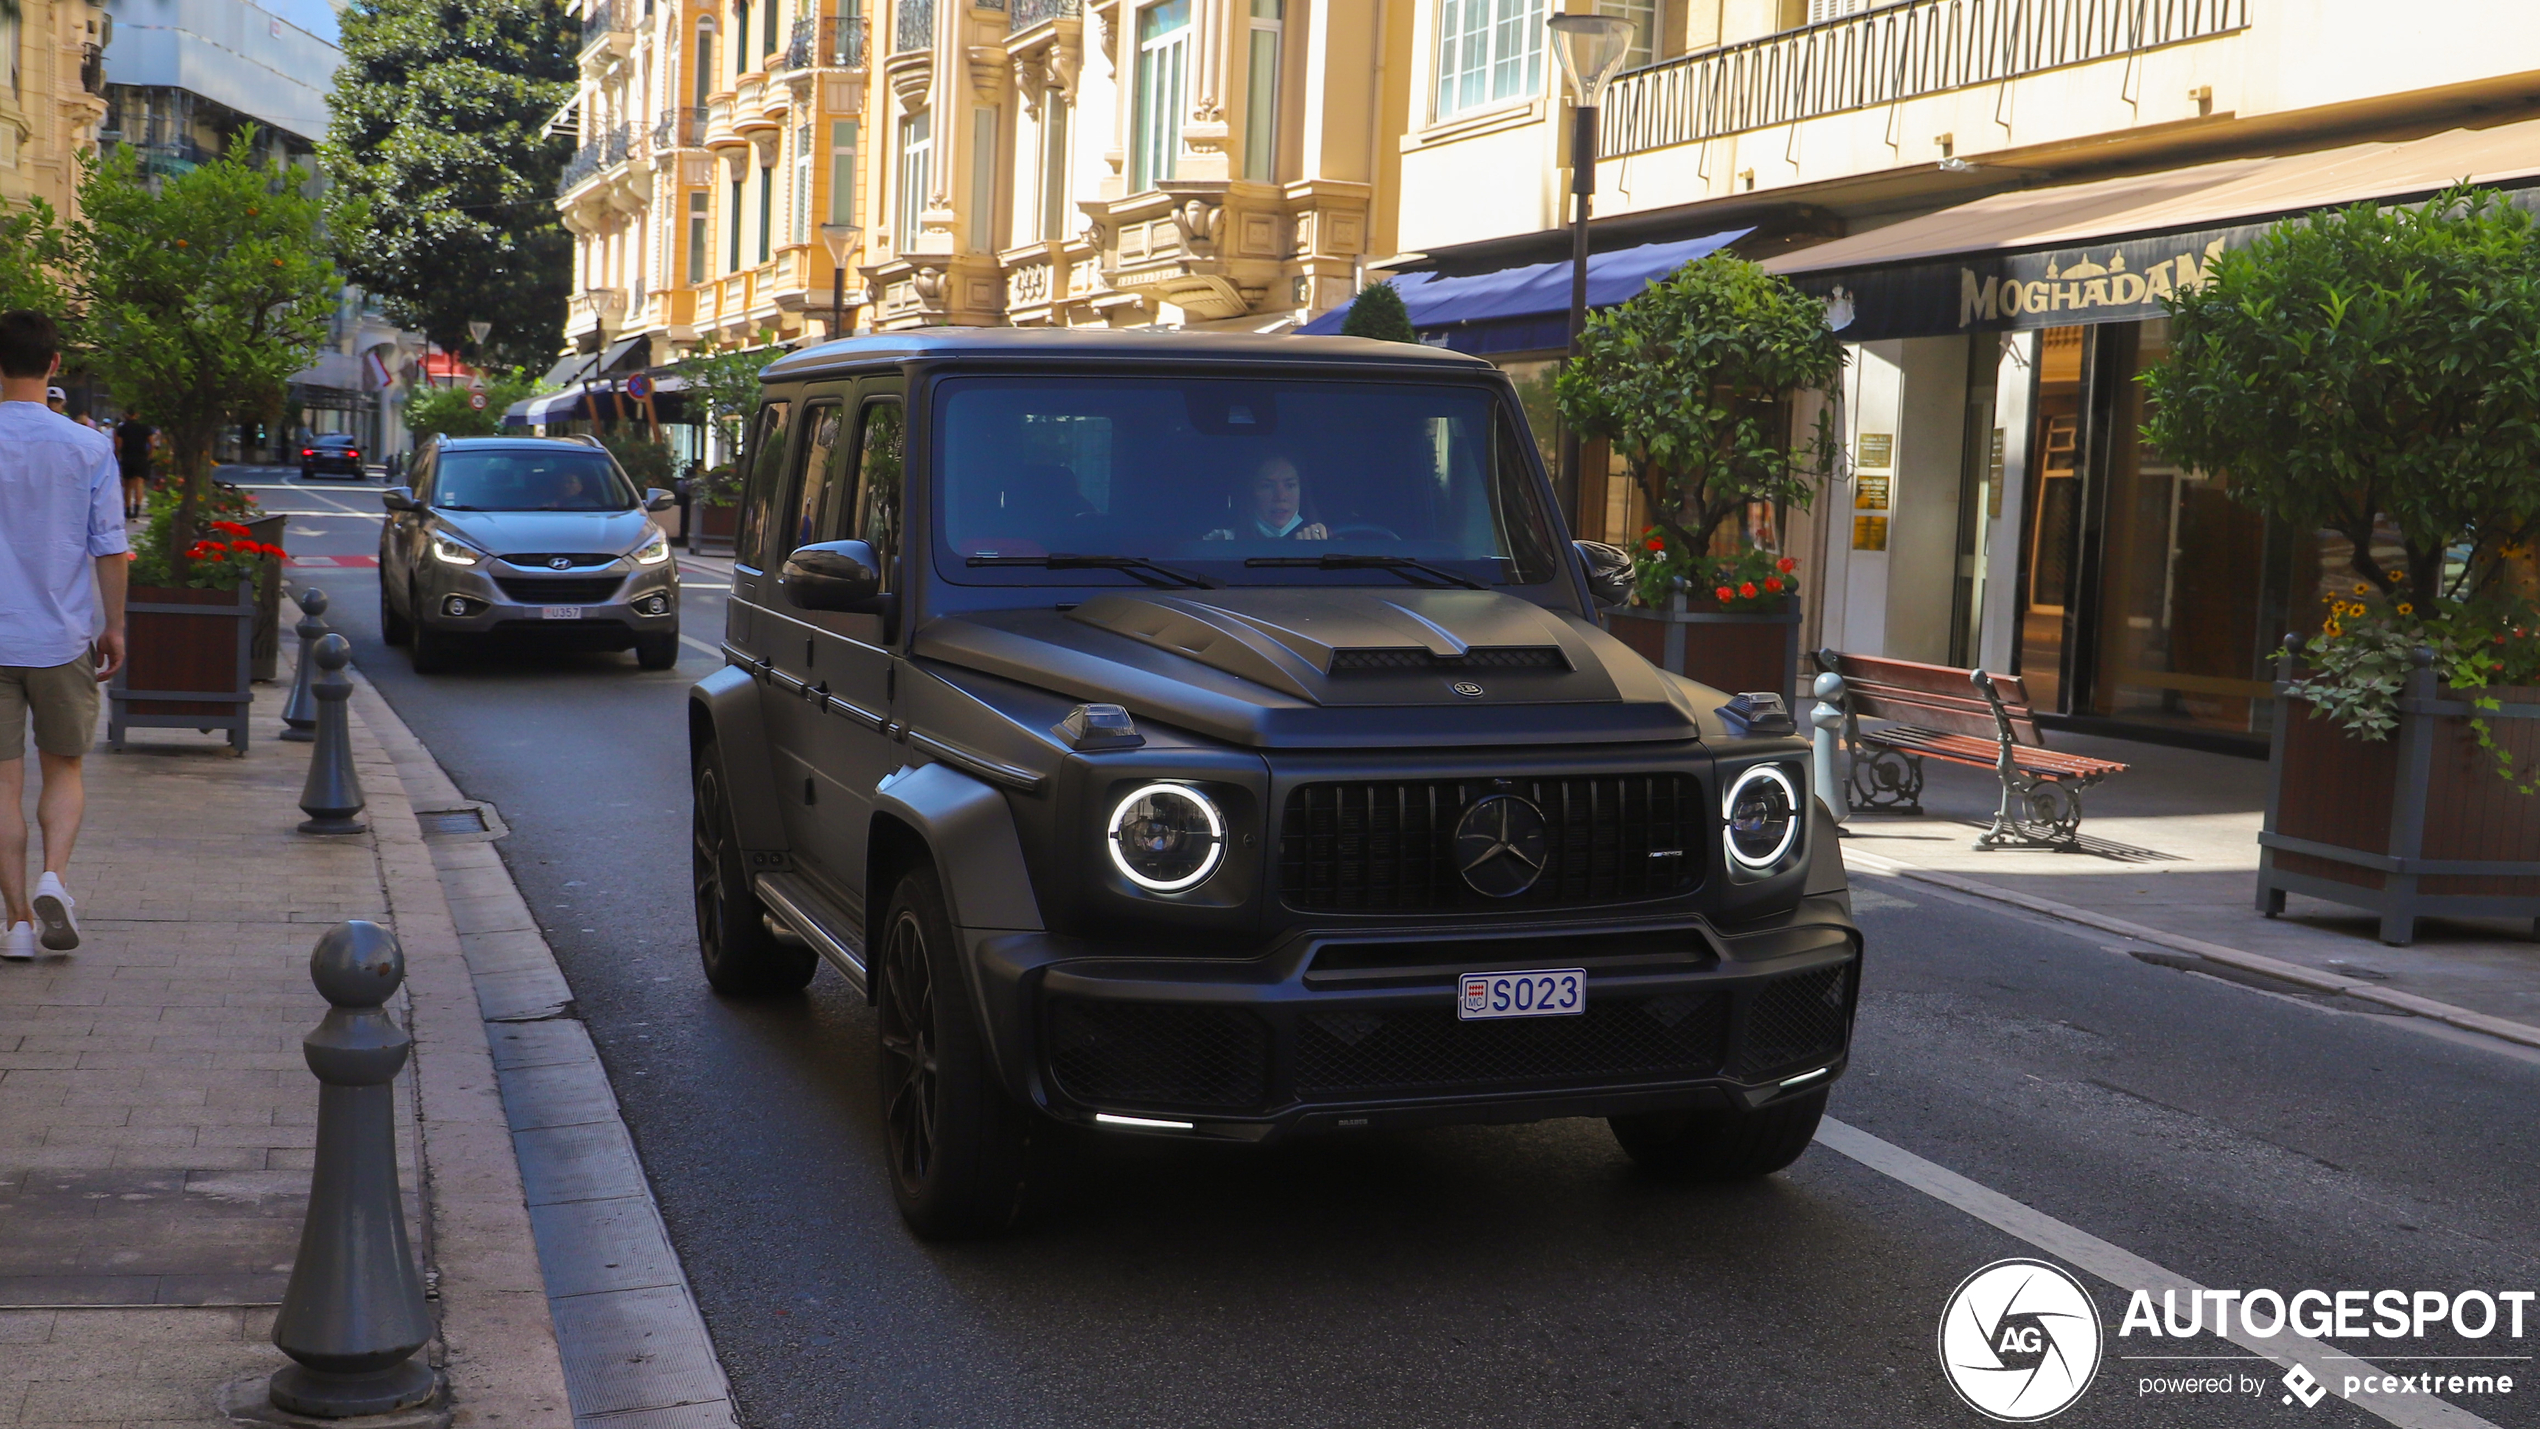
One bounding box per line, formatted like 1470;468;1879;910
1243;554;1488;590
966;552;1221;589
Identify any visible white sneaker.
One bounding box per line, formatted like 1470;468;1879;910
30;874;76;952
1;923;31;960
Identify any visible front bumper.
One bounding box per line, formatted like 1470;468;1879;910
972;910;1859;1142
415;558;677;641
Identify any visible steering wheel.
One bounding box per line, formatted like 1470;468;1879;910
1327;524;1401;541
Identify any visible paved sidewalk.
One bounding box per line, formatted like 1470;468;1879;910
1833;726;2540;1036
0;670;571;1425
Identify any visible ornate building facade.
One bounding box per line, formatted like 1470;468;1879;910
0;0;110;219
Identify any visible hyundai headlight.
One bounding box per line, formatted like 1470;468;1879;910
1723;764;1801;870
429;531;482;567
1106;784;1225;892
634;527;670;565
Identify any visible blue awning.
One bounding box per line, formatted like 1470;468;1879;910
1298;229;1752;355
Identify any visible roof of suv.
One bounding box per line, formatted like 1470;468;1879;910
758;327;1495;381
437;436;605;450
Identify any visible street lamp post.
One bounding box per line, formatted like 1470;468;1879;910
1546;14;1636;524
819;223;863;340
578;286;625;429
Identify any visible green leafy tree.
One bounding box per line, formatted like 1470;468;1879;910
74;135;340;577
1554;254;1845;604
677;339;778;504
403;370;539;438
322;0;577;369
2142;184;2540;608
1339;280;1419;343
0;199;75;330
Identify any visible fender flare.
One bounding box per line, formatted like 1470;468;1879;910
872;762;1045;1094
686;663;789;854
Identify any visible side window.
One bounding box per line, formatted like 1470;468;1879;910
734;399;793;569
851;400;905;591
784;405;847;553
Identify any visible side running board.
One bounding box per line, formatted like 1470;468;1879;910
754;871;868;997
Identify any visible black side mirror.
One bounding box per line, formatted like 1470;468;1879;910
782;539;886;613
1574;539;1635;608
382;486;417;512
644;487;675;512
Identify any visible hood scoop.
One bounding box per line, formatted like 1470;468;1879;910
1067;589;1613;706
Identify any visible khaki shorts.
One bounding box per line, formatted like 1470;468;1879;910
0;654;100;759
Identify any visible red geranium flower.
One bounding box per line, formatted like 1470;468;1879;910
1777;556;1797;573
209;520;250;537
1739;582;1758;599
1644;537;1664;552
1714;585;1735;602
1763;577;1782;593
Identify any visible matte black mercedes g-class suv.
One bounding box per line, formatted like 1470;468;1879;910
686;329;1859;1237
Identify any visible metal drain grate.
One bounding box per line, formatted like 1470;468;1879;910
416;808;488;839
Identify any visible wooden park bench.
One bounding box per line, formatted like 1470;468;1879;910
1813;649;2129;850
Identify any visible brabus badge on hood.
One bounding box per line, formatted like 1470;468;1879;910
1451;681;1485;699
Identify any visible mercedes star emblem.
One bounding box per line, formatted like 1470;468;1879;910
549;557;572;570
1453;795;1549;898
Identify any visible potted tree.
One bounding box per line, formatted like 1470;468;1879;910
72;132;337;753
2143;184;2540;945
677;341;776;556
1555;254;1843;699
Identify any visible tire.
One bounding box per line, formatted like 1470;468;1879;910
408;604;460;674
380;582;412;647
876;865;1038;1239
690;741;815;995
635;631;679;670
1609;1088;1827;1181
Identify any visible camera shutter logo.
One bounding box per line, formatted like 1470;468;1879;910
1938;1259;2102;1421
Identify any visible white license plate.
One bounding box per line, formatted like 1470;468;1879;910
1458;968;1586;1021
540;606;584;620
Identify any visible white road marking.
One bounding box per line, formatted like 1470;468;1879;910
1814;1116;2500;1429
678;634;724;659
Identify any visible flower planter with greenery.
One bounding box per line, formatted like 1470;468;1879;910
114;498;284;755
1554;254;1841;701
2143;185;2540;945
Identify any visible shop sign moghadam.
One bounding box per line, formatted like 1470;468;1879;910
1801;222;2278;343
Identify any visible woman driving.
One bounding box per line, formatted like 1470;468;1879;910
1203;456;1329;541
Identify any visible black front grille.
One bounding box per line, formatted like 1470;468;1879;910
493;575;624;605
498;552;619;570
1295;992;1727;1099
1328;646;1569;673
1280;775;1701;913
1730;965;1852;1078
1046;999;1272;1112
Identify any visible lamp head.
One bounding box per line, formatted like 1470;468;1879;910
1547;14;1636;107
467;320;492;346
818;222;862;267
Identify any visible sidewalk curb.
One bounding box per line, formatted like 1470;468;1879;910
343;666;742;1429
1844;849;2540;1052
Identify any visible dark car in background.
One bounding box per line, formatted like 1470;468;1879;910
378;436;682;673
300;434;365;480
684;329;1861;1240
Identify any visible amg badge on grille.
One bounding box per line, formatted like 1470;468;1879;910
1454;795;1549;897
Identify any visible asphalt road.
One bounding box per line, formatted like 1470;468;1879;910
252;466;2540;1429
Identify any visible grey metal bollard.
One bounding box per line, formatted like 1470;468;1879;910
280;586;330;743
1811;670;1849;824
298;635;366;835
267;920;443;1418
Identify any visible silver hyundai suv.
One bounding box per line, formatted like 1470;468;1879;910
378;436;681;672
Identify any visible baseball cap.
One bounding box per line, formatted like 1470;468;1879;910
46;387;65;402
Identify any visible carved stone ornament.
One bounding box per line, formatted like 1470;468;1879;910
910;266;947;301
1171;198;1225;257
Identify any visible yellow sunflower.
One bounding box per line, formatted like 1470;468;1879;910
2352;583;2370;595
2396;603;2415;616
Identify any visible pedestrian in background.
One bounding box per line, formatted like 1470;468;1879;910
0;310;128;959
44;386;66;416
114;411;152;519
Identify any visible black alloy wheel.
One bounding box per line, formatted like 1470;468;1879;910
690;742;814;995
874;866;1038;1239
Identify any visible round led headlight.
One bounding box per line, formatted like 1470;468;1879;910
1106;784;1225;892
1723;764;1800;870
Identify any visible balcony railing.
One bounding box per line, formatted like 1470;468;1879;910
1602;0;2248;156
787;14;870;68
1009;0;1077;32
656;105;708;148
578;0;632;54
80;43;105;96
556;123;631;194
893;0;933;55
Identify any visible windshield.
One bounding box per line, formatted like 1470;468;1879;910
431;449;634;512
932;377;1562;586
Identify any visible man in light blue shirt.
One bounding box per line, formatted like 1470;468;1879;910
0;311;127;959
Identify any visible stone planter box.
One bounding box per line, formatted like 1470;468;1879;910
110;581;255;755
691;500;738;556
1604;593;1802;699
2257;642;2540;945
